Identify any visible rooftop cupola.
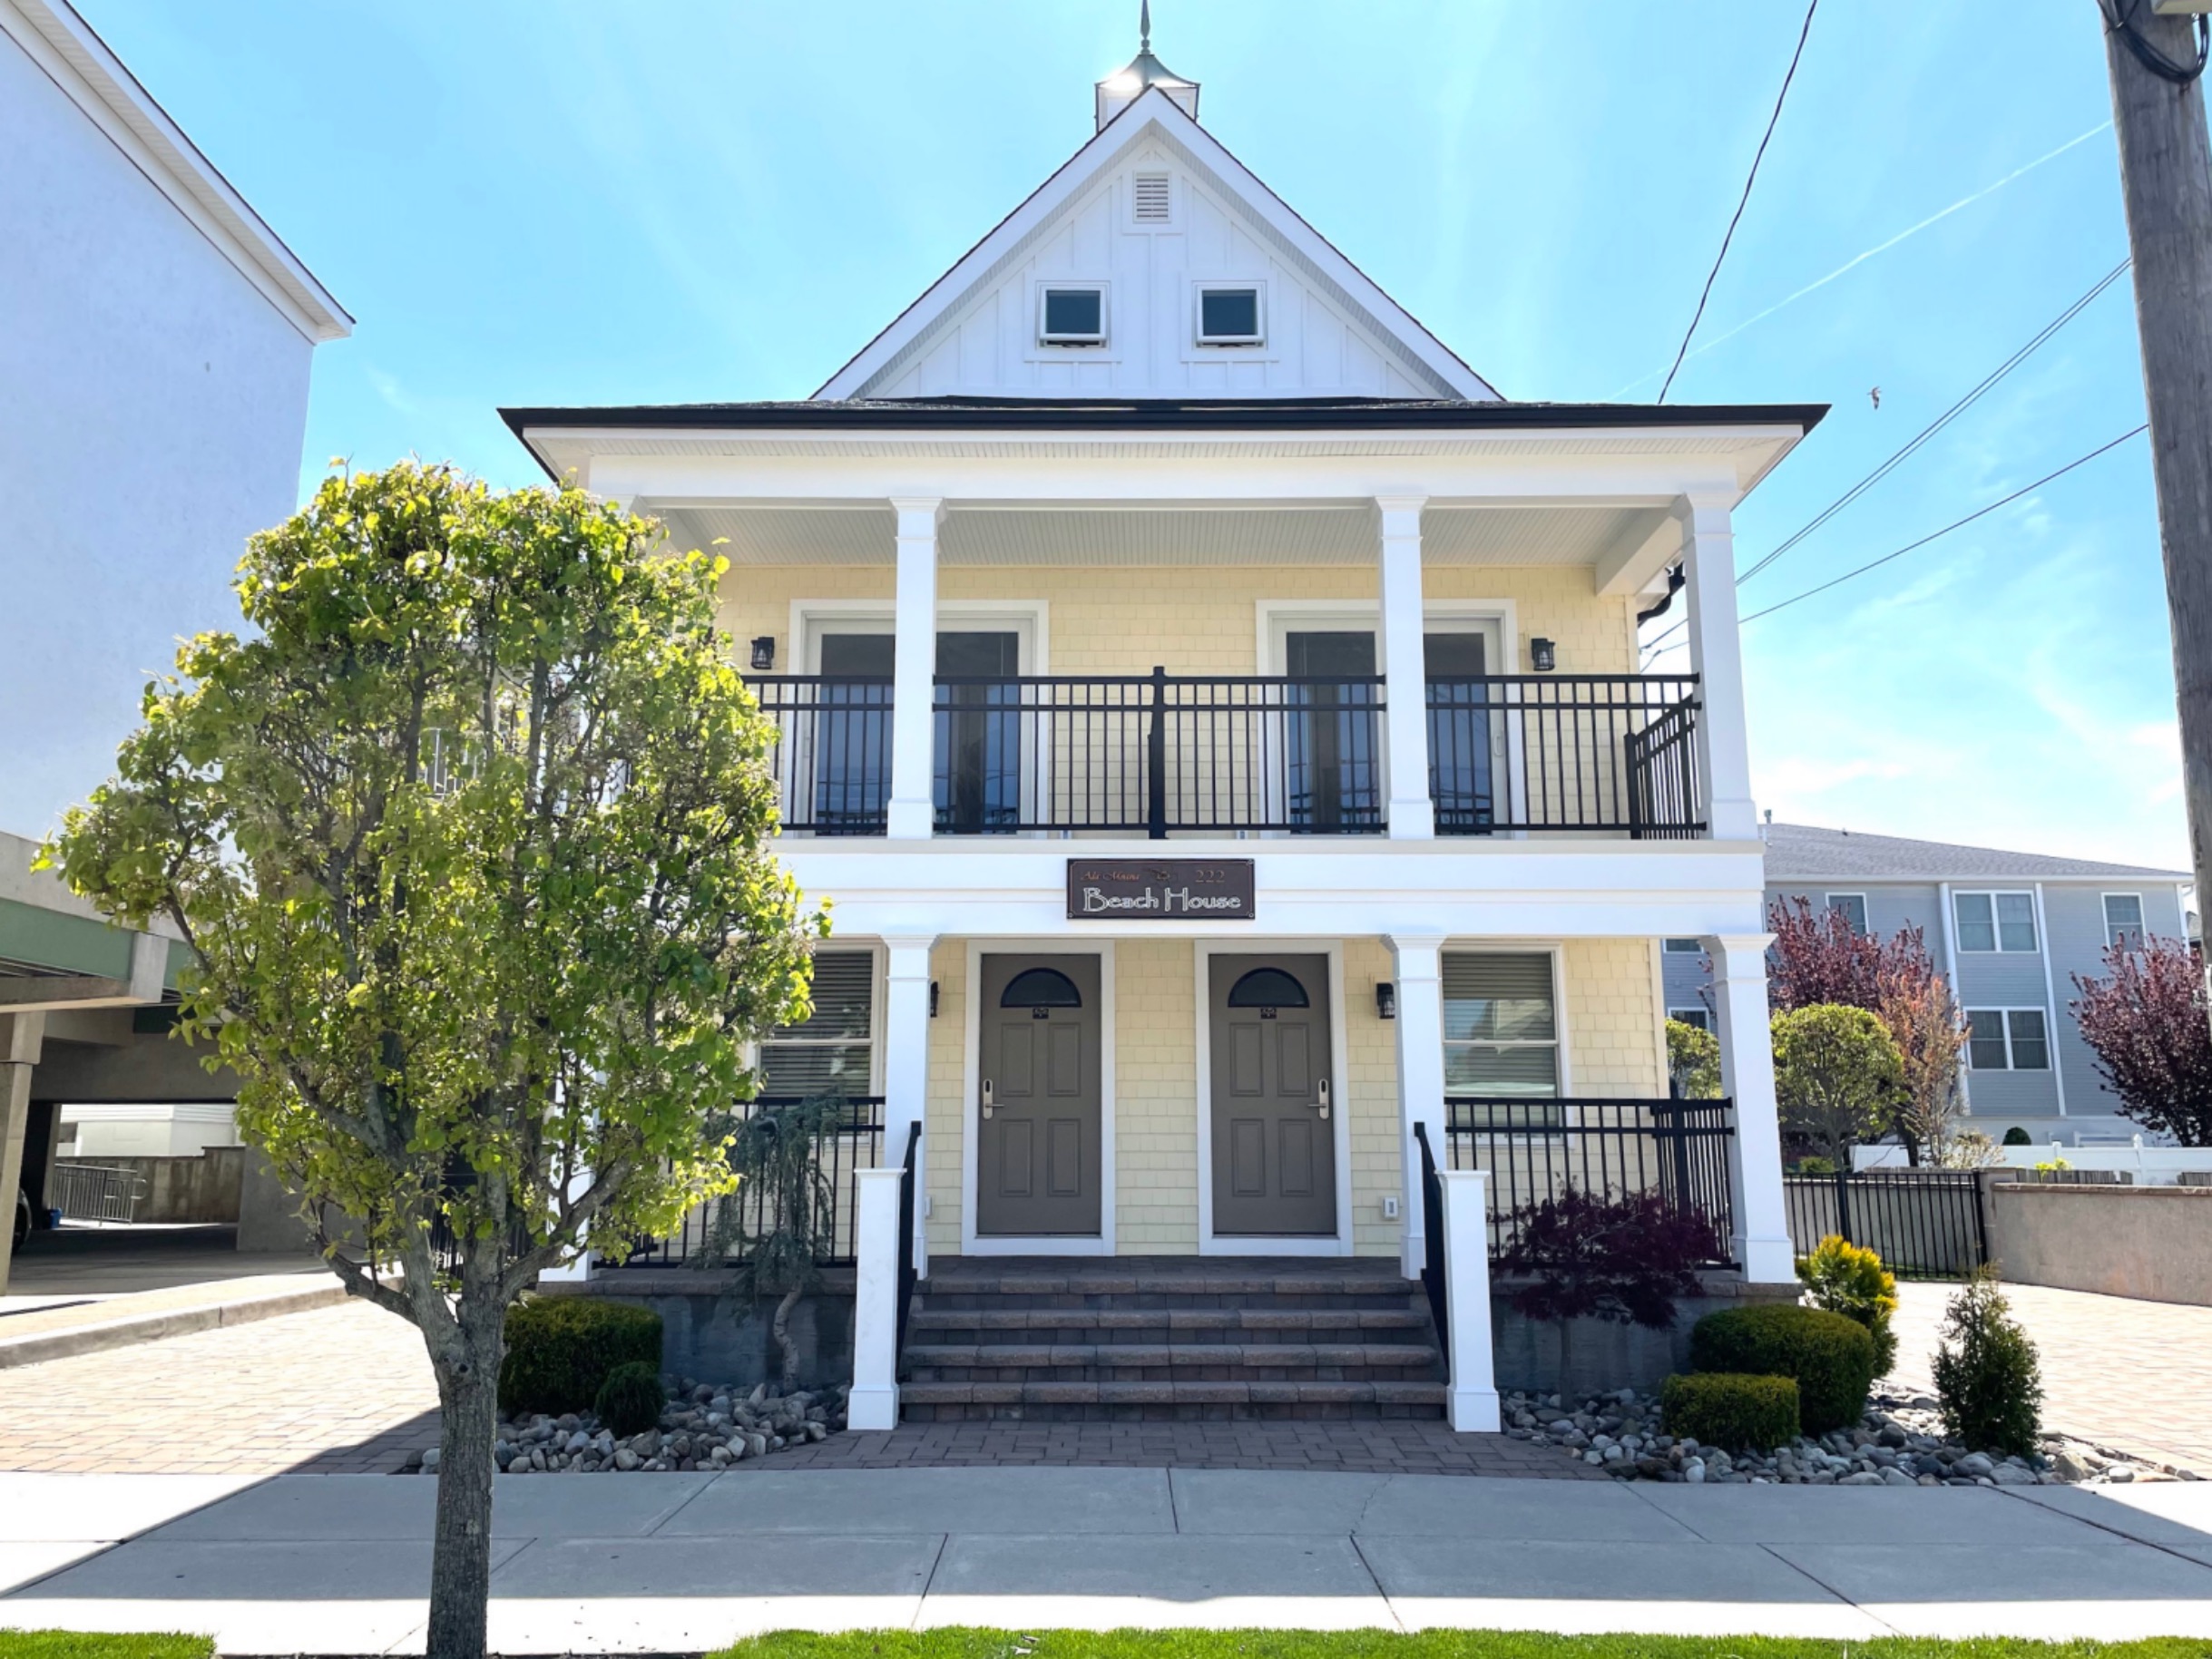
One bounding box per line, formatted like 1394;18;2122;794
1094;2;1199;132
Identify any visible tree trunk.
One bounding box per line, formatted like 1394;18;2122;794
424;1299;504;1659
771;1283;803;1392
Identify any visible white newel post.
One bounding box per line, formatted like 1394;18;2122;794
886;498;943;841
1437;1167;1501;1432
1677;496;1759;842
882;935;935;1277
1376;496;1434;840
1706;931;1795;1283
847;1166;905;1430
1387;934;1447;1279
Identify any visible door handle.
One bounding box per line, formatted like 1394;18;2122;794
1317;1078;1331;1120
982;1078;993;1120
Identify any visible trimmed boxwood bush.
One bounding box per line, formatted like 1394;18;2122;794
1661;1372;1800;1452
499;1297;663;1417
593;1360;667;1436
1688;1303;1874;1435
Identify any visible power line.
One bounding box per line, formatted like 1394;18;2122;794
1643;257;2133;654
1657;0;1818;404
1733;425;2148;627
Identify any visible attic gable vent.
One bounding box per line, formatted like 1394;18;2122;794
1132;172;1171;223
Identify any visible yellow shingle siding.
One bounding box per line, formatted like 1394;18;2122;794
1345;936;1404;1257
1112;939;1200;1253
924;941;965;1254
1563;938;1668;1096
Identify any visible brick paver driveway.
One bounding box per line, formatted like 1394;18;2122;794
1888;1279;2212;1474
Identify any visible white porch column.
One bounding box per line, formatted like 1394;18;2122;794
846;1166;905;1430
1438;1167;1502;1432
881;934;936;1275
1377;496;1434;839
886;498;943;841
1677;496;1759;841
0;1014;45;1294
1705;932;1795;1283
1387;934;1448;1278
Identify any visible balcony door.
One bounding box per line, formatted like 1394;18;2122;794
1425;629;1507;834
1283;630;1381;833
812;631;894;835
935;630;1023;834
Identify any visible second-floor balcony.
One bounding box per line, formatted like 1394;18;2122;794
750;668;1704;840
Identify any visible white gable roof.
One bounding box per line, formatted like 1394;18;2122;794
817;87;1497;404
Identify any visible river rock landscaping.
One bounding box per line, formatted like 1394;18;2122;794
406;1378;849;1474
1502;1385;2204;1486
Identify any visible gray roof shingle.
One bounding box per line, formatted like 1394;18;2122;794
1762;822;2188;883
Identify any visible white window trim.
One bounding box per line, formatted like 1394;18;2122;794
1439;942;1571;1105
1824;893;1868;933
752;941;886;1098
1191;278;1269;347
790;598;1050;676
1032;278;1112;352
1953;889;2040;954
1662;937;1704;954
1963;1005;2054;1072
1191;939;1354;1257
958;939;1118;1258
2102;891;2147;949
1668;1007;1710;1030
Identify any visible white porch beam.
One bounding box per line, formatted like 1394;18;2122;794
886;499;942;841
881;933;937;1276
1678;496;1760;841
1706;932;1794;1284
1377;497;1434;840
1386;934;1448;1279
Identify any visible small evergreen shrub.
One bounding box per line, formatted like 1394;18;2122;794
1796;1234;1899;1376
499;1297;663;1416
593;1360;667;1435
1688;1303;1875;1434
1661;1372;1801;1452
2002;1126;2034;1147
1933;1267;2044;1456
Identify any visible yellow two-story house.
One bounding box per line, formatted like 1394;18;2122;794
506;37;1822;1433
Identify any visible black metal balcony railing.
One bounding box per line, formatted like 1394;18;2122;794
1427;674;1703;837
750;669;1704;839
1443;1096;1737;1268
612;1096;885;1269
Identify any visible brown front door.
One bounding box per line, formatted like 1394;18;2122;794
1209;953;1336;1235
976;953;1102;1236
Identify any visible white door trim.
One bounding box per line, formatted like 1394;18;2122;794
1193;938;1354;1256
960;938;1117;1257
792;598;1051;673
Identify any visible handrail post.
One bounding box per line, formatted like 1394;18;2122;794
1437;1163;1502;1433
847;1157;907;1430
1147;665;1168;840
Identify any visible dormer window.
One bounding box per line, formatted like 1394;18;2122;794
1039;286;1106;346
1197;285;1263;346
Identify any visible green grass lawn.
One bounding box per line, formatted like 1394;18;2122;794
0;1635;210;1659
711;1636;2212;1659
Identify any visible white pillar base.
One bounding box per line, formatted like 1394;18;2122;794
845;1385;900;1432
885;799;935;841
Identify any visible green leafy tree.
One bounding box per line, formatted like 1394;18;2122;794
1771;1003;1904;1167
42;464;819;1659
1665;1017;1721;1098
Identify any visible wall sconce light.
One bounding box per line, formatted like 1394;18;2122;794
1530;638;1557;673
1375;981;1396;1020
749;636;777;671
929;980;940;1019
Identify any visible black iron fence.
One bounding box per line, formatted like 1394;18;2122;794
1784;1170;1989;1280
750;675;894;836
1426;674;1703;837
1412;1121;1450;1381
612;1096;886;1269
1443;1096;1737;1267
895;1121;921;1358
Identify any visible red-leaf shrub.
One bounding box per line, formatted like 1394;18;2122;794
1495;1189;1723;1329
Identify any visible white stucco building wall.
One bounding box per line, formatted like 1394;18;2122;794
0;0;348;839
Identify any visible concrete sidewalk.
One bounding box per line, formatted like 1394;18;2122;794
5;1469;2212;1651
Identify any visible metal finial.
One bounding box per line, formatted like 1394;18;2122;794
1140;0;1151;53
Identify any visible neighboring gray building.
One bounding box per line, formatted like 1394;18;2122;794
1663;822;2191;1147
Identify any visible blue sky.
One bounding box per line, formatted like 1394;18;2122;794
78;0;2186;868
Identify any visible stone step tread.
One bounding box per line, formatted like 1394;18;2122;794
900;1380;1447;1407
904;1342;1438;1370
905;1307;1428;1332
920;1274;1419;1297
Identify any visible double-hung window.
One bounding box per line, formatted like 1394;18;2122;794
2104;893;2145;949
1954;891;2037;952
1668;1007;1710;1031
1825;893;1868;935
758;950;876;1098
1965;1008;2050;1070
1443;952;1560;1112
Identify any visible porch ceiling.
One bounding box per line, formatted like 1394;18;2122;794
656;503;1668;570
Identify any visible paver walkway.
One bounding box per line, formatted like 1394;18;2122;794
1888;1280;2212;1474
6;1468;2212;1651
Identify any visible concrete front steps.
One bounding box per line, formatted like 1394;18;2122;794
897;1255;1446;1421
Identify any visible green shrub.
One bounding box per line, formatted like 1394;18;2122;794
1688;1303;1875;1434
1933;1268;2043;1457
593;1360;667;1435
1796;1234;1899;1376
499;1297;663;1416
2002;1126;2034;1147
1661;1372;1801;1452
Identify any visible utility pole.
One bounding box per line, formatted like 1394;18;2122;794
2102;2;2212;1007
